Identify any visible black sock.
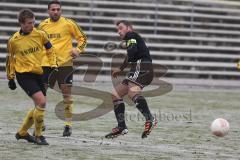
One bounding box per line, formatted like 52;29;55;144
133;95;153;121
113;99;127;128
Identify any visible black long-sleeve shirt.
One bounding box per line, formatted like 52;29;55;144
124;31;152;63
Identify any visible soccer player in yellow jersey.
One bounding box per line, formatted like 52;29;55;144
6;9;57;145
38;0;87;136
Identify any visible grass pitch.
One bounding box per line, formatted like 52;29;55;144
0;80;239;160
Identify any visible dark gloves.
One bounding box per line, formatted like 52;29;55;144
8;79;17;90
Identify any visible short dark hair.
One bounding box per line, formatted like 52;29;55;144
116;20;133;28
18;9;34;23
48;0;62;9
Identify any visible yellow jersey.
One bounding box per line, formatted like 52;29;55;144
6;28;57;80
38;17;87;66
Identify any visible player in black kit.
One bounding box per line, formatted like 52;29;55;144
105;20;157;139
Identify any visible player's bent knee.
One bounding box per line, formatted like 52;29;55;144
32;91;46;108
128;91;141;101
35;100;46;109
131;94;143;103
38;102;46;108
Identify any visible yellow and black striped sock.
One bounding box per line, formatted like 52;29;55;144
64;99;73;127
18;108;34;136
33;106;45;137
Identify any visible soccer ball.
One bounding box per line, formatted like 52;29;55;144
211;118;229;137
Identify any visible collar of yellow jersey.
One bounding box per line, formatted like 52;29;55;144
19;29;31;35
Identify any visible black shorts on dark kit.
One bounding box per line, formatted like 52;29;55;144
122;61;153;88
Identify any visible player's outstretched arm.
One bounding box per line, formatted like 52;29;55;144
112;68;122;78
119;56;128;71
6;38;17;90
112;56;129;78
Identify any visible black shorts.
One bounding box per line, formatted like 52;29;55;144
16;72;46;97
42;66;73;86
122;61;153;88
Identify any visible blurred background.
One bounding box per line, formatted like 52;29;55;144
0;0;240;87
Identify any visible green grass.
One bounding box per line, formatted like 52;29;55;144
0;80;239;160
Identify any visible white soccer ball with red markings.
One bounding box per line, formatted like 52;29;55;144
211;118;229;137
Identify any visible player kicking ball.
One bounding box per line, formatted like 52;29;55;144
105;20;157;139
